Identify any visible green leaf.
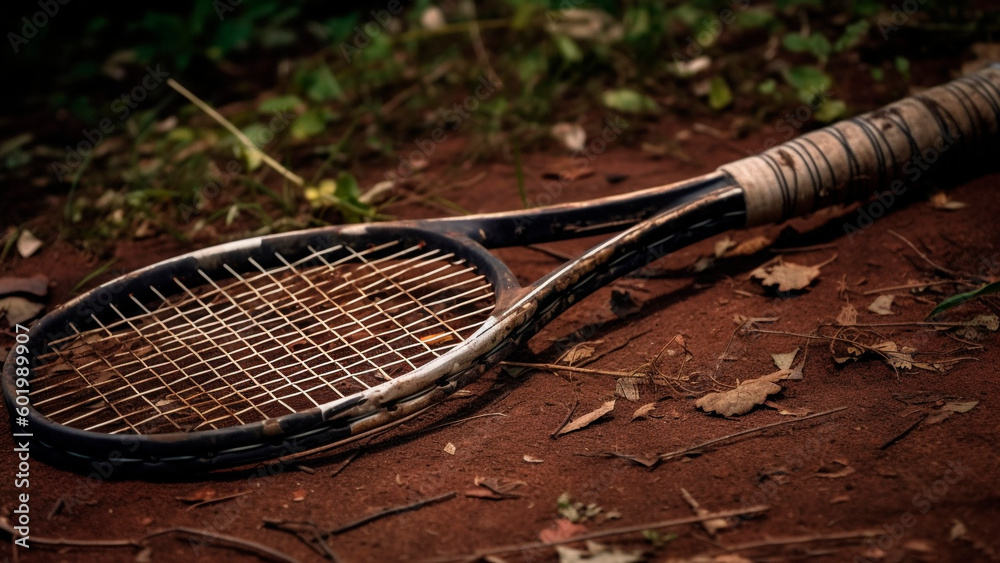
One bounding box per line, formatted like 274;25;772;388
552;34;583;63
602;88;659;114
834;20;870;52
303;64;344;102
928;281;1000;318
258;95;303;113
335;171;361;201
895;56;910;77
870;67;885;82
814;99;847;122
736;8;776;29
784;66;831;103
708;76;733;110
783;33;831;59
757;78;777;95
291;108;329;140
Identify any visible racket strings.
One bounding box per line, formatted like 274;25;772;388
30;240;496;435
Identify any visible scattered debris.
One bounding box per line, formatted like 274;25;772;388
558;341;601;366
523;454;544;464
680;488;728;535
557;493;603;523
815;460;856;479
695;371;787;417
466;477;526;500
443;442;456;455
771;349;799;371
868;295;896;316
930;192;967;211
557;400;615;436
540;518;589;543
292;489;308;502
925;400;979;425
556;541;644;563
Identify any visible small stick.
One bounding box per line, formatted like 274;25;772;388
525;244;575;261
423;505;770;562
888;230;961;278
713;528;883;553
862;280;960;295
167;78;305;188
770;243;839;253
878;414;927;450
500;361;634;377
0;518;301;563
327;491;457;535
185;490;253;512
330;448;363;478
658;406;848;462
551;399;579;438
423;412;507;432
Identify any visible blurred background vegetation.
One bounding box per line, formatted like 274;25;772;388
1;0;997;258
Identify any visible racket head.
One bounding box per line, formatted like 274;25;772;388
3;224;522;475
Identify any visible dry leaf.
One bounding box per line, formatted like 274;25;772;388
630;403;656;421
558;400;615;435
868;295;896;315
750;258;827;292
771;348;799;371
539;518;588;543
559;341;601;366
523;454;544;463
925;400;979;425
0;275;48;297
836;304;858;326
695;372;785;416
681;487;729;535
443;442;456;455
468;476;526;500
723;236;772;257
551;122;587;152
950;519;967;541
0;296;44;326
614;378;641;402
16;230;42;258
714;237;736;258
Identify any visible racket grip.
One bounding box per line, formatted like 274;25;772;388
719;65;1000;227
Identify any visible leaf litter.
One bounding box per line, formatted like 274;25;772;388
695;370;788;417
750;254;836;293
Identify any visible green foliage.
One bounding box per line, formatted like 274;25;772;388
928;282;1000;318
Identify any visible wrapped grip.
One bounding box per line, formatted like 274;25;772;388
720;65;1000;226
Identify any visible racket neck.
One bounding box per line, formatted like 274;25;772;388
420;172;735;248
506;186;747;346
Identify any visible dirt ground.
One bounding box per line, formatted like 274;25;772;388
2;84;1000;563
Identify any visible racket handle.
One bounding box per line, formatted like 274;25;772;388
719;65;1000;227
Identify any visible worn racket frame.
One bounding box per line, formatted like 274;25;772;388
5;65;999;477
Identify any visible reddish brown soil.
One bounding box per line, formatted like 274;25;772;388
2;103;1000;563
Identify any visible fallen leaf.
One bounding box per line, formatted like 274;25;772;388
930;192;967;211
0;275;48;297
695;372;785;417
540;518;588;543
868;295;896;315
523;454;544;463
292;489;308;501
925;400;979;425
175;487;218;503
815;465;856;479
722;236;772;258
467;476;526;500
555;541;643;563
614;378;641;402
771;348;799;371
950;519;967;541
0;296;44;326
443;442;456;455
836;304;858;326
551;122;587;152
558;400;616;435
557;493;603;523
751;258;829;292
714;237;736;258
559;341;601;366
16;230;42;258
630;403;656;421
681;487;729;534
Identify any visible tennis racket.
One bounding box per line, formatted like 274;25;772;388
5;66;999;476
